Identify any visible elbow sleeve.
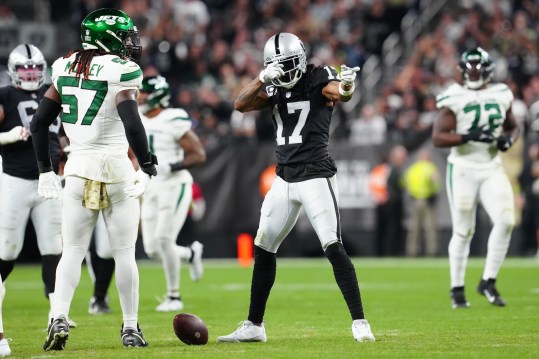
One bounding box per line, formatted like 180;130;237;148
31;97;61;173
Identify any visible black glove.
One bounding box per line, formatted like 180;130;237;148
496;135;513;152
140;153;158;177
461;125;495;144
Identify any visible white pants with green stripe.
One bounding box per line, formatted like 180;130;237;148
140;176;192;296
446;160;515;288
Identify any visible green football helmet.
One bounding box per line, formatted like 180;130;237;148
458;47;494;90
81;8;141;62
139;76;171;114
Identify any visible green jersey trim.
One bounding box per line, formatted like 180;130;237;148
120;69;142;82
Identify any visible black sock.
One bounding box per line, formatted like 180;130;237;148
0;259;15;281
91;250;115;300
247;246;276;325
42;255;61;297
325;242;365;320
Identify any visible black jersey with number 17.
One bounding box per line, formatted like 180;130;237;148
262;65;339;183
0;85;61;179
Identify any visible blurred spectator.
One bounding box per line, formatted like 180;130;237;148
369;145;408;256
518;143;539;257
403;148;441;256
349;104;387;146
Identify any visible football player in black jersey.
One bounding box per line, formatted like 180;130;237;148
0;44;70;335
218;33;375;343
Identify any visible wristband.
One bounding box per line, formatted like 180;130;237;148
338;82;355;97
170;161;186;172
37;160;54;174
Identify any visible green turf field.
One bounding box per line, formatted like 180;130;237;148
2;257;538;358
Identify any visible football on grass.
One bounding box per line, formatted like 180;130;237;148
173;313;208;345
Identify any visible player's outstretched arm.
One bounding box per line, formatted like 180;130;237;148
323;65;360;102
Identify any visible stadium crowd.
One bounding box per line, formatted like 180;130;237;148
1;0;539;256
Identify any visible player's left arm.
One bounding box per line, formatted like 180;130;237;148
170;130;207;172
322;65;360;102
497;106;520;152
30;86;62;172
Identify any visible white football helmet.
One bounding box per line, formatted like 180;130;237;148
263;33;307;89
8;44;47;91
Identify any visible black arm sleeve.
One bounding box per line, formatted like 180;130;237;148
117;100;157;176
30;97;62;173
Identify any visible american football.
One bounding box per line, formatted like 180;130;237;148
173;313;208;345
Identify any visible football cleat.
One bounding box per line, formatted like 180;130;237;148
352;319;376;342
189;241;204;282
48;311;77;328
217;320;267;343
450;287;470;309
121;324;148;348
88;296;112;315
156;297;184;312
43;316;69;351
0;338;11;357
477;278;506;306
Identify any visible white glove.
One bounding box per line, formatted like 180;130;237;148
339;65;360;86
0;126;30;145
38;171;62;199
259;61;285;83
124;170;152;198
158;163;171;176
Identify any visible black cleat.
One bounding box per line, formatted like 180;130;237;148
450;286;470;309
121;324;148;348
477;278;506;306
88;296;112;315
43;316;69;351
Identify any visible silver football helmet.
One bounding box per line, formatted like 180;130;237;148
8;44;47;91
263;33;307;89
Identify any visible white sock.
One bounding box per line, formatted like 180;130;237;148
448;233;472;288
159;239;181;297
177;245;192;261
113;247;138;330
482;223;513;280
52;245;87;319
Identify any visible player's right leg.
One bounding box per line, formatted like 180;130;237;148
103;181;147;347
218;177;300;343
477;166;515;306
446;162;480;308
45;177;97;350
153;181;193;311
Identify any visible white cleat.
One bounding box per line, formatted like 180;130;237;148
217;320;267;343
0;338;11;357
156;298;184;312
189;241;204;282
352;319;376;342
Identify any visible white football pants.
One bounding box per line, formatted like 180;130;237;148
52;176;141;328
446;161;515;287
255;175;341;253
0;173;62;260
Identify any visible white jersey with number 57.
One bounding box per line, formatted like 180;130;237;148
50;53;142;182
436;82;514;165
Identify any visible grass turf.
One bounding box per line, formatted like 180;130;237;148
2;257;538;358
